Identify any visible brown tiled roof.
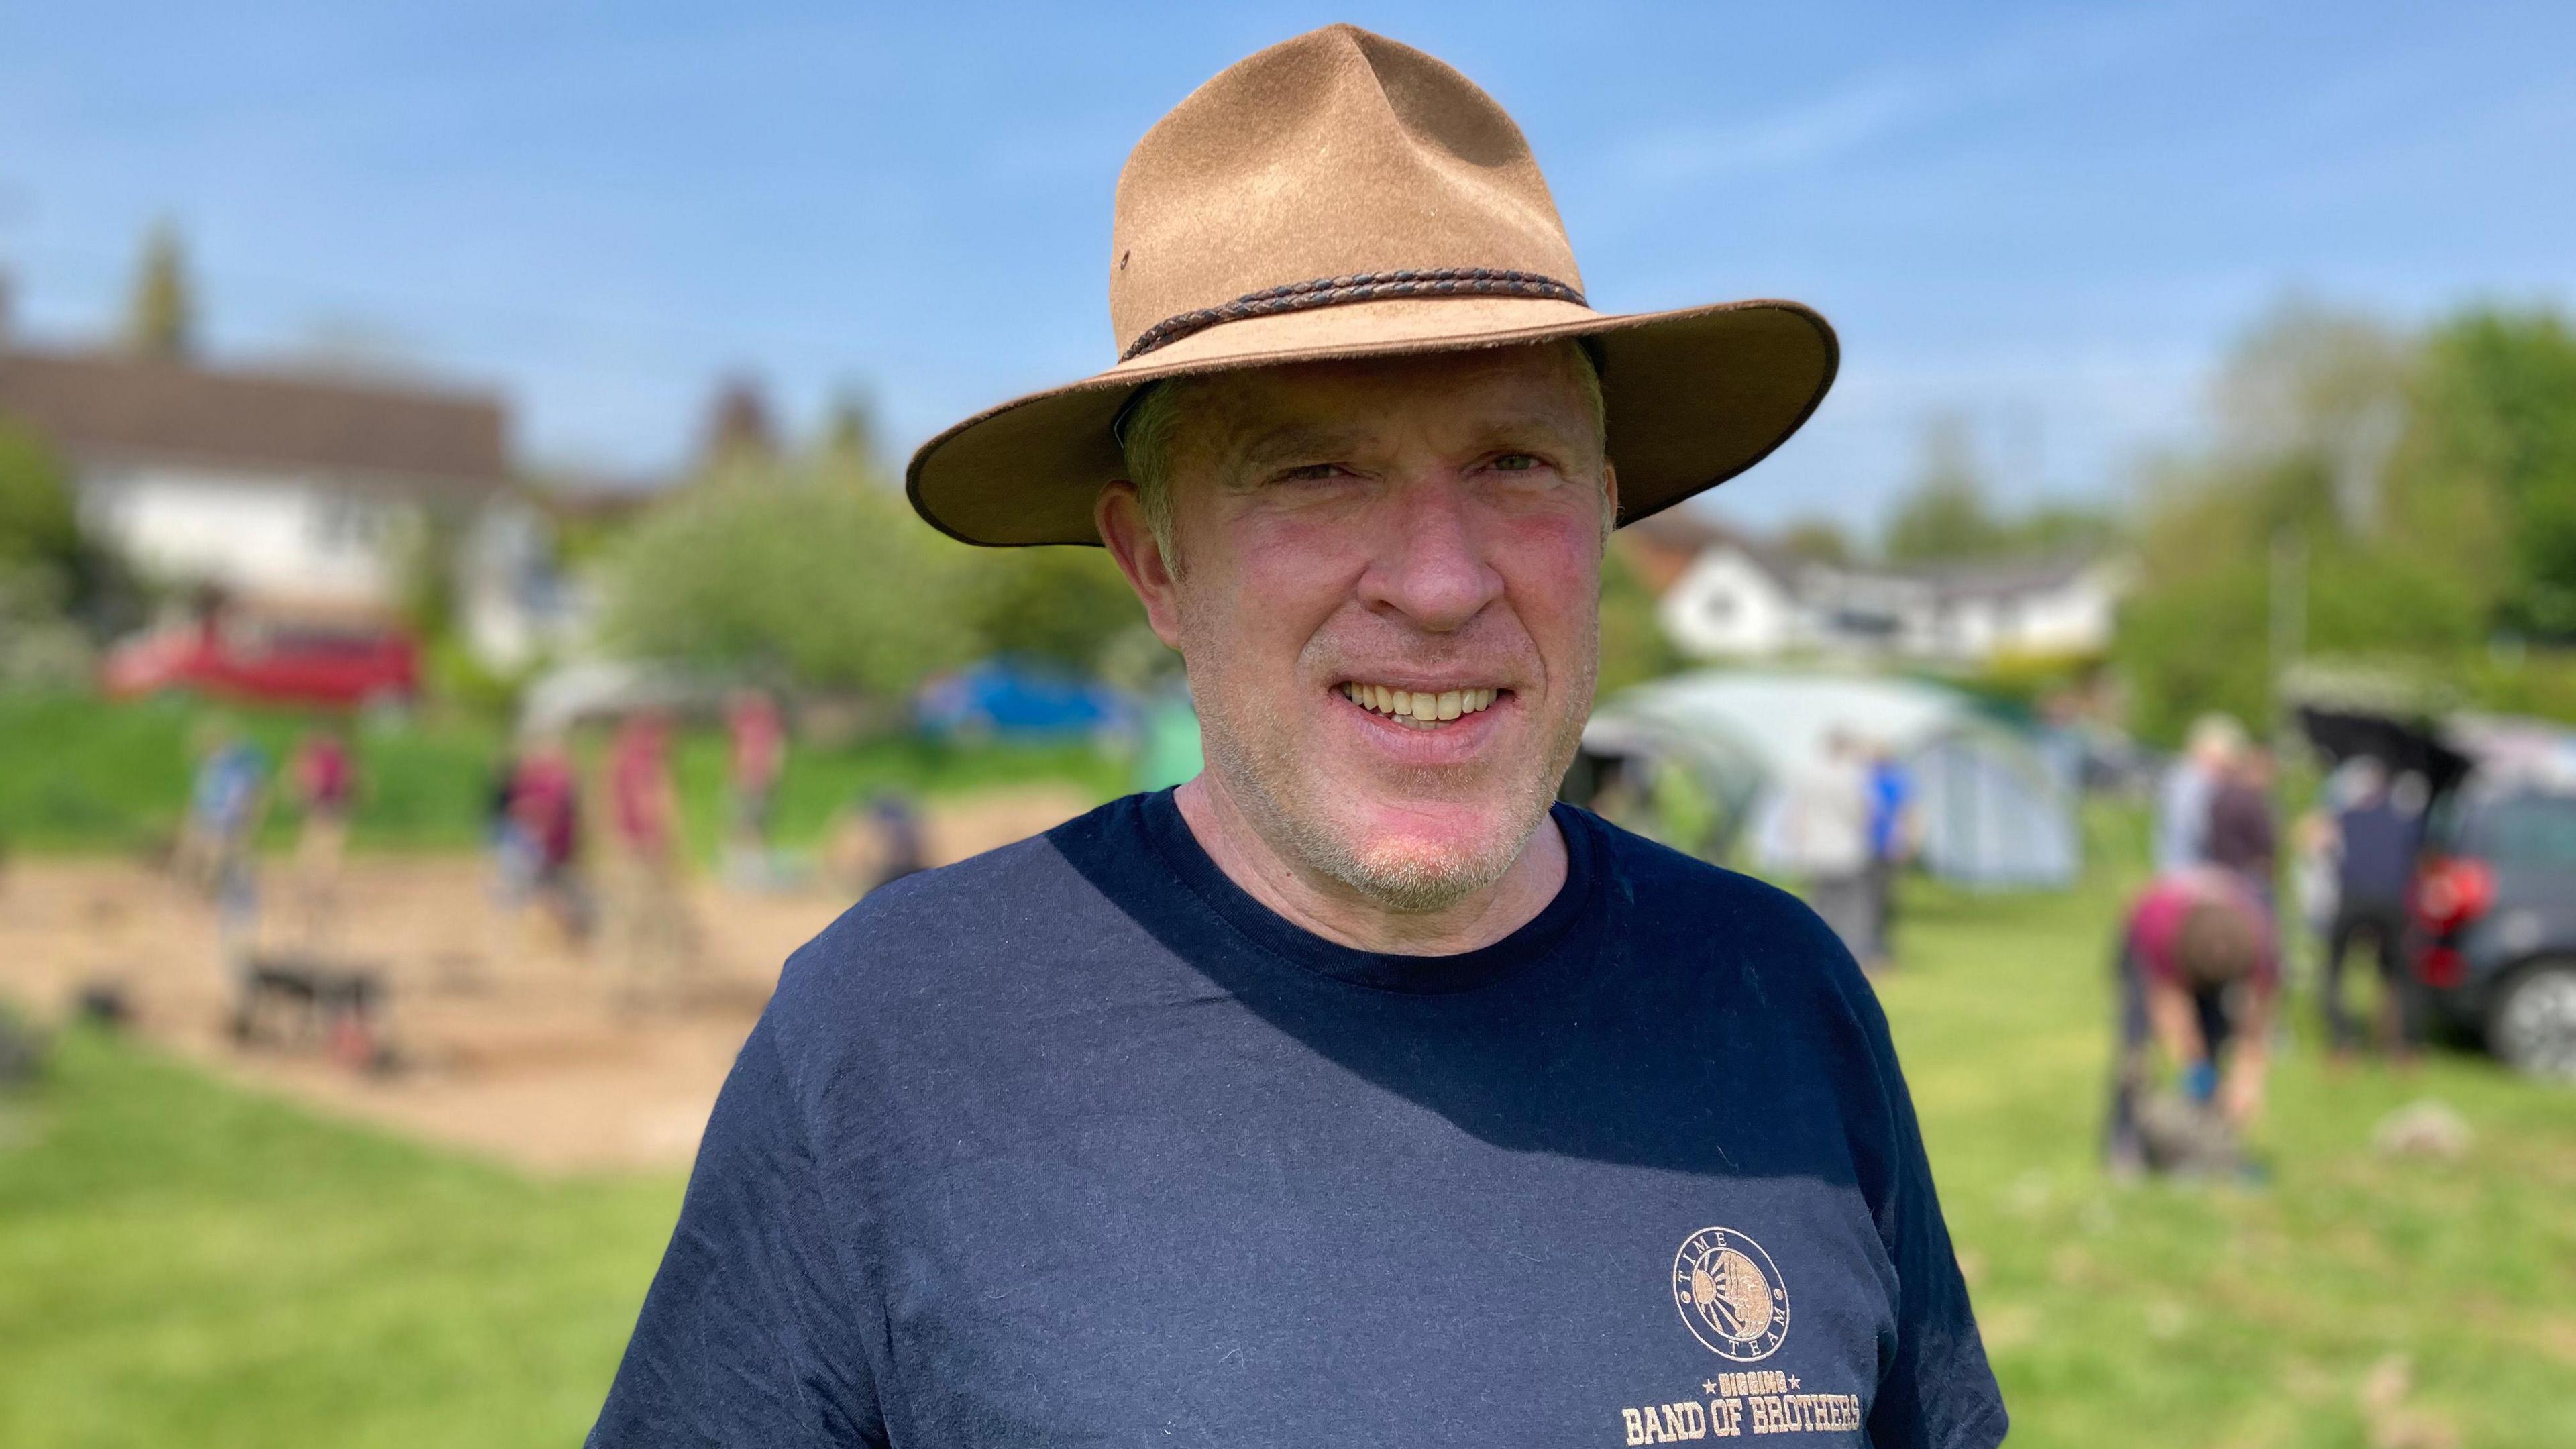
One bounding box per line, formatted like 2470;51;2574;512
0;345;506;488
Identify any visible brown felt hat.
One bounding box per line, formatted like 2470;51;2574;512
905;23;1838;547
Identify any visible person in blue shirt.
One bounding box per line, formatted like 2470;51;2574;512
1865;745;1915;972
593;25;2002;1448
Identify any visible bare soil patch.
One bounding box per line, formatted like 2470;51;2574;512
0;786;1094;1172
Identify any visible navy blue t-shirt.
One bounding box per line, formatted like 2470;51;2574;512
592;791;2004;1448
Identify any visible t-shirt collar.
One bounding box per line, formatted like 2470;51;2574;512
1135;787;1603;994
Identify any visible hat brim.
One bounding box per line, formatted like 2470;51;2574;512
905;294;1836;547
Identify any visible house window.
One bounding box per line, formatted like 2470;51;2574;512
1831;608;1898;639
1702;590;1737;623
313;494;385;553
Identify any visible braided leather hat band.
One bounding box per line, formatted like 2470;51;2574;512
1121;269;1589;362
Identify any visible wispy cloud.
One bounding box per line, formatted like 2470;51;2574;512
1614;76;1931;187
1608;5;2202;192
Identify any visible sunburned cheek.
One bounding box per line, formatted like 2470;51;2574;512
1492;517;1604;624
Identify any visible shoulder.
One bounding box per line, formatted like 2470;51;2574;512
763;792;1171;1028
761;822;1102;1044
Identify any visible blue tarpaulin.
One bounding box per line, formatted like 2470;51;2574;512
916;660;1130;741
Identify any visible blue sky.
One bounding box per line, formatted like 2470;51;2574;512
2;1;2568;532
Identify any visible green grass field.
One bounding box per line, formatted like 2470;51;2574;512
0;1033;682;1448
1;816;2571;1445
1886;869;2576;1446
0;690;1132;858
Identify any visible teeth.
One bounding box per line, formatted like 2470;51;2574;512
1339;683;1500;723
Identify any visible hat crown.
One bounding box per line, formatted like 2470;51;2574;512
1109;25;1583;358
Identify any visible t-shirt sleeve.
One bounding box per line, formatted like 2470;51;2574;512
1847;980;2009;1449
589;1016;886;1447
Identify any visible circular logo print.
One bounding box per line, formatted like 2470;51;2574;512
1672;1226;1790;1360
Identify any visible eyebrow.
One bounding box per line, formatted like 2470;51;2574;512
1223;413;1593;478
1227;421;1368;474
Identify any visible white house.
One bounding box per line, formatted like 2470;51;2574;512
1640;517;2124;667
1658;543;1803;657
0;302;586;667
0;336;504;606
1898;555;2126;663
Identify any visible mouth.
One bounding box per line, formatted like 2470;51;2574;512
1336;680;1507;731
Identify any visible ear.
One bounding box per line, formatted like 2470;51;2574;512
1095;480;1185;648
1601;460;1621;542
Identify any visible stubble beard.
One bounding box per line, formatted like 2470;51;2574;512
1187;641;1597;920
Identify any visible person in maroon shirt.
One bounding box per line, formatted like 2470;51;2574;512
2106;868;2279;1177
508;735;593;943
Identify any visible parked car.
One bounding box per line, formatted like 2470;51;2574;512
2412;785;2576;1078
102;617;419;710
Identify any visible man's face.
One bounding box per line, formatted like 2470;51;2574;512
1105;344;1613;911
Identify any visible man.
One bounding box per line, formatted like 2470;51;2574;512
1774;727;1878;965
504;731;593;945
2203;742;2279;905
1865;743;1917;972
594;26;2002;1448
2321;759;2422;1059
724;687;787;884
2153;713;2244;873
185;720;268;980
2104;868;2278;1179
289;724;357;948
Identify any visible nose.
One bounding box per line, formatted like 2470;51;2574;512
1356;476;1503;633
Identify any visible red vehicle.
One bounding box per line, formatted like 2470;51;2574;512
103;616;420;710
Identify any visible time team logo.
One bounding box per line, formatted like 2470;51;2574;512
1671;1226;1790;1361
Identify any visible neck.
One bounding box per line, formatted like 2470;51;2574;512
1172;774;1567;956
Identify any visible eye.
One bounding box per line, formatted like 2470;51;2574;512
1491;453;1544;473
1277;462;1347;483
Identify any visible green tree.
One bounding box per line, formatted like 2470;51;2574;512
126;221;196;360
2008;502;2123;556
0;421;80;570
696;376;780;478
820;388;881;472
2210;301;2414;533
1774;516;1856;566
2110;302;2515;742
959;546;1146;672
0;421;108;679
1596;541;1684;697
2114;460;2284;745
598;457;974;696
1882;417;2012;564
2408;310;2576;639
